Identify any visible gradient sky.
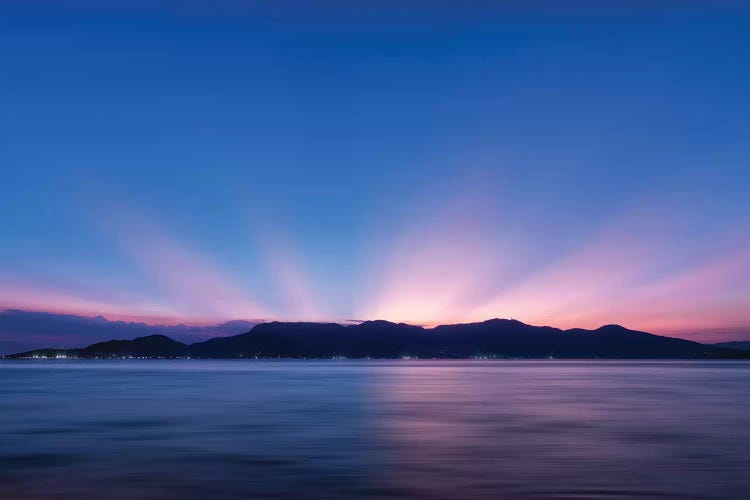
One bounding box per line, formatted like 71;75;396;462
2;1;749;350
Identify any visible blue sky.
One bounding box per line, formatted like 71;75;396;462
1;2;749;351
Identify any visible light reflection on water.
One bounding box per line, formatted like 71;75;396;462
1;360;749;499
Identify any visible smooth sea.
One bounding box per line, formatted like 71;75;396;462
2;360;749;499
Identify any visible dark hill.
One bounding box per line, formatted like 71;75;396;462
82;334;189;358
714;341;750;352
183;320;750;359
190;322;351;358
8;335;189;359
6;319;750;359
189;320;432;358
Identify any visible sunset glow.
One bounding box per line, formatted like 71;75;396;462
1;2;748;351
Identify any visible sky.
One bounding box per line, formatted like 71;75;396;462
1;1;749;352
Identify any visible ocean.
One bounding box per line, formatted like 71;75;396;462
1;360;749;499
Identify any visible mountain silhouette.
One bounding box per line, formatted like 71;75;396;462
713;341;750;352
6;319;750;359
82;334;190;358
10;334;190;359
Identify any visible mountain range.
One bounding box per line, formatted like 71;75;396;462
5;318;750;359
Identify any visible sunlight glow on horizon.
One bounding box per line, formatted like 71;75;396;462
2;4;749;346
2;189;748;343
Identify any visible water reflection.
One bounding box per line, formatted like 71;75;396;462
368;361;750;499
1;360;749;499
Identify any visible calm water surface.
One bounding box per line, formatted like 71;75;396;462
1;360;749;499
